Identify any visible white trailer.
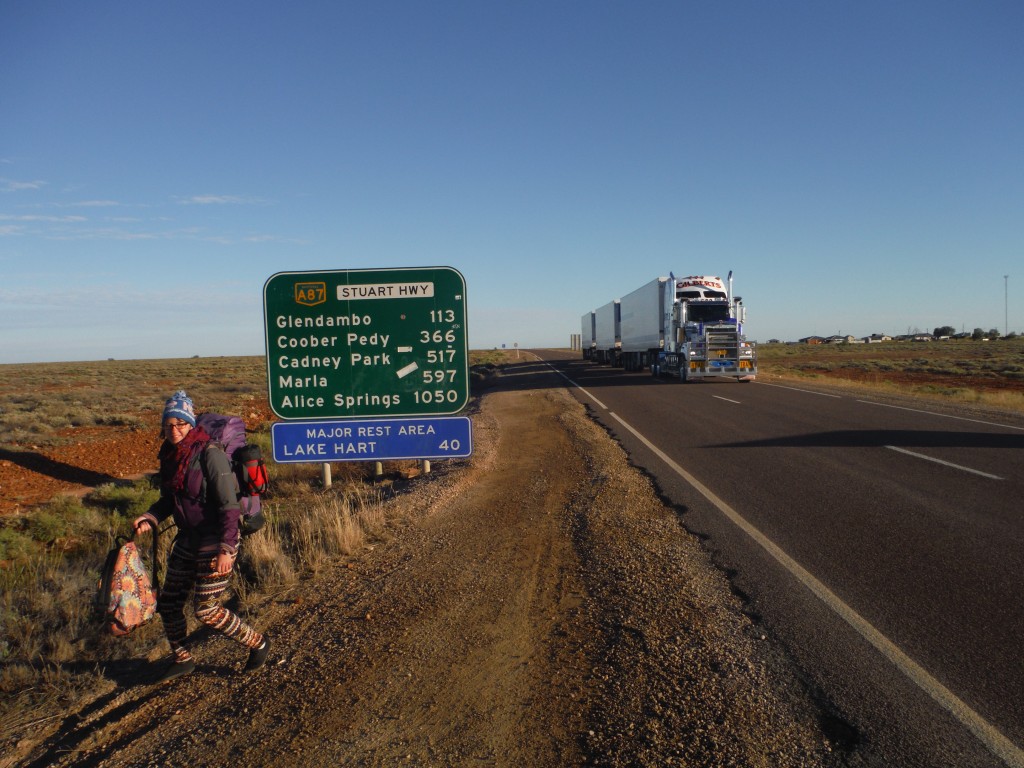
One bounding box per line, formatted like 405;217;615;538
593;300;620;365
618;277;669;371
580;311;596;359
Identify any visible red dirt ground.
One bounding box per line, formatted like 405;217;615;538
0;401;276;516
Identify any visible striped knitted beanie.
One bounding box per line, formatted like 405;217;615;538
162;390;196;427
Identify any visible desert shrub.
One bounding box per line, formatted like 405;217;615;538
30;496;109;547
916;385;970;398
28;511;67;544
472;350;513;366
96;414;144;428
4;392;44;408
0;527;34;563
87;481;160;521
64;406;98;427
0;412;50;443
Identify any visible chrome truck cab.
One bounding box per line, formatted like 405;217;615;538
655;274;757;382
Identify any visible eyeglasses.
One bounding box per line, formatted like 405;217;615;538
164;421;191;431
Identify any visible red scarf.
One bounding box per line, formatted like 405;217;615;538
159;426;211;494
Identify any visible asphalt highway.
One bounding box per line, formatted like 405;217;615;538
534;349;1024;768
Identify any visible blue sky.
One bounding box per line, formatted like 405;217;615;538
2;1;1021;363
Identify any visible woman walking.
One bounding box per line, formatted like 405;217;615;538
134;390;270;682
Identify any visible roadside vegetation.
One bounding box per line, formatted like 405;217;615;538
0;356;269;449
757;336;1024;413
0;351;510;744
0;461;396;743
1;342;1018;743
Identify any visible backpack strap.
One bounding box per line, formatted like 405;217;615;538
197;442;238;505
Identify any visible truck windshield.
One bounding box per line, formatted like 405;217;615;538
686;303;731;323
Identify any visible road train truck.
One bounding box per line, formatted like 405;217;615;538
607;272;757;382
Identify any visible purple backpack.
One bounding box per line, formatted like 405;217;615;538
195;413;268;534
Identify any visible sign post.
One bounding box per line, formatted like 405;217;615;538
263;267;469;420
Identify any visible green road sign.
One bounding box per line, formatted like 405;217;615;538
264;267;469;419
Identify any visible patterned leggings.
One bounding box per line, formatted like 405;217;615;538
158;537;263;662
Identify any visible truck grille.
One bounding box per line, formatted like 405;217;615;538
706;331;741;359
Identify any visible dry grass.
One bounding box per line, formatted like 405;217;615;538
757;337;1024;413
0;462;401;743
0;351;515;744
0;356;268;448
237;482;387;590
0;348;528;741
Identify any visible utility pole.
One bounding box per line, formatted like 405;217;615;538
1005;275;1010;337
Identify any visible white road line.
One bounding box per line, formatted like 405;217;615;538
885;445;1003;480
758;382;842;397
858;400;1024;431
603;409;1024;767
548;366;608;410
713;395;741;404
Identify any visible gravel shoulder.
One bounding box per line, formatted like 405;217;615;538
18;359;838;767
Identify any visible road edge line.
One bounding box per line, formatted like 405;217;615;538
606;409;1024;768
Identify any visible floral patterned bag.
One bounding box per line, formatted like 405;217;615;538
96;535;159;637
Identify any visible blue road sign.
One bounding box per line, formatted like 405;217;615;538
271;416;472;463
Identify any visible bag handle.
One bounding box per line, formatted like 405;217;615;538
133;524;161;594
95;535;128;619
